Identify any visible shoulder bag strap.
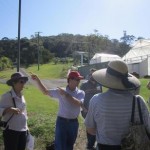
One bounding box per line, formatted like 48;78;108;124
137;96;144;124
131;96;136;123
6;92;16;123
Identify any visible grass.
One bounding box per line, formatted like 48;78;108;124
0;62;72;80
0;63;150;149
0;83;59;149
0;69;16;80
26;62;71;79
0;63;74;149
140;78;150;101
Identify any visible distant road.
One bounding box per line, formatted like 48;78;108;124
0;68;86;89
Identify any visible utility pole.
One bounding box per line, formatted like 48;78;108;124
35;32;42;71
17;0;22;72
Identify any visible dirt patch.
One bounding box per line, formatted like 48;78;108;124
74;121;87;150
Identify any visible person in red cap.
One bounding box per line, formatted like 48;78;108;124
30;71;85;150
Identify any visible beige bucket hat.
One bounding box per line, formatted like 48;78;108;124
92;60;141;90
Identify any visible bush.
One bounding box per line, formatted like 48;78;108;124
0;57;12;70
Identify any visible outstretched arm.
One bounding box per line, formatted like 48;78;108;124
30;73;49;95
58;87;87;111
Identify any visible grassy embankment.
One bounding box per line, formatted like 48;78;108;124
0;63;72;150
0;63;150;150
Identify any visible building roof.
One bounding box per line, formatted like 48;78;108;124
122;39;150;63
90;53;121;64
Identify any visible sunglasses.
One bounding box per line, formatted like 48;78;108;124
18;80;26;84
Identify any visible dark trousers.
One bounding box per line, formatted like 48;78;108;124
98;143;121;150
3;129;27;150
55;117;79;150
86;132;96;149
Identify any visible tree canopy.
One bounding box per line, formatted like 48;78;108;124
0;32;139;68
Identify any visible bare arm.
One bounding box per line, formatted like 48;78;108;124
58;87;87;110
3;107;23;115
86;127;96;135
30;73;49;95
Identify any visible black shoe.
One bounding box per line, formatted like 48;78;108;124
87;147;96;150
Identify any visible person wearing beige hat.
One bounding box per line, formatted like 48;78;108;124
84;60;150;150
0;72;29;150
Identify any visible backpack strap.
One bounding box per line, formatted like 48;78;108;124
6;92;16;124
131;96;136;123
137;96;144;124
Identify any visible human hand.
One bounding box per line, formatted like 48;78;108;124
30;72;39;81
10;107;22;114
57;87;66;95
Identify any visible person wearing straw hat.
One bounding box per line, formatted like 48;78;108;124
0;72;29;150
84;60;150;150
30;71;85;150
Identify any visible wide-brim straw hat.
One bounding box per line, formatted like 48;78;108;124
92;60;140;90
6;72;28;86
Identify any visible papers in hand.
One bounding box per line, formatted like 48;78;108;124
26;133;34;150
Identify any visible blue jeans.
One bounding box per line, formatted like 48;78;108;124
55;117;79;150
86;132;96;149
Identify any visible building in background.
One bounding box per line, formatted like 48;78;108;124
122;39;150;77
90;53;121;64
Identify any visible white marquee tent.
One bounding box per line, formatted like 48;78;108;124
123;39;150;63
90;53;121;64
122;39;150;77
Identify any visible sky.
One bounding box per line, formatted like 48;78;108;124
0;0;150;40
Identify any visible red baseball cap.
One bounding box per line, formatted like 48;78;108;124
68;71;84;79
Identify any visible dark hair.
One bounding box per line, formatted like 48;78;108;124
67;77;74;83
90;68;97;72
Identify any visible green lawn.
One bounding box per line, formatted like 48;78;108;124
0;62;72;80
0;63;73;149
26;63;71;79
0;64;150;149
0;83;59;149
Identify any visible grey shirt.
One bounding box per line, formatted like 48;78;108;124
0;89;28;131
80;80;102;109
85;89;150;145
80;80;102;118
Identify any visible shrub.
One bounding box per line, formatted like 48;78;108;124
0;57;12;70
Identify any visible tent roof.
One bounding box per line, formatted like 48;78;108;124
92;53;121;59
90;53;121;64
123;39;150;63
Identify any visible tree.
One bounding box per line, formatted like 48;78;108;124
120;31;135;45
